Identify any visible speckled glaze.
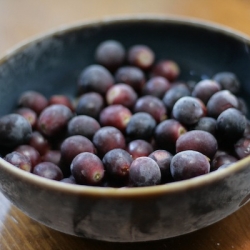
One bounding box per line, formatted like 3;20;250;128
0;16;250;242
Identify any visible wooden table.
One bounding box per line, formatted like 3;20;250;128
1;0;250;249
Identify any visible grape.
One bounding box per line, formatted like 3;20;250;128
170;150;210;181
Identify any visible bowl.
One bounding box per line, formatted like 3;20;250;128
0;16;250;242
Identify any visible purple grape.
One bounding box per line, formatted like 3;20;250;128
213;72;240;94
4;151;32;172
192;79;221;104
127;44;155;70
216;108;246;144
176;130;218;159
15;107;37;129
15;145;41;169
134;95;167;123
0;114;32;148
99;104;132;132
235;137;250;159
127;139;154;159
206;90;238;118
129;157;161;187
106;83;138;109
102;148;133;181
95;40;125;71
151;60;180;82
170;150;210;181
143;76;170;99
67;115;101;140
191;117;217;136
148;150;173;183
38;104;73;137
154;119;187;153
78;64;114;95
60;175;77;184
93;126;126;157
172;96;204;125
162;84;191;112
70;152;105;185
18;90;48;115
114;66;146;93
126;112;156;140
33;162;63;181
59;135;95;176
211;153;238;171
76;92;104;119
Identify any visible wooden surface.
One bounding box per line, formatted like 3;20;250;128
1;0;250;249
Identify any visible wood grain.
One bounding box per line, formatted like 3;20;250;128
1;0;250;249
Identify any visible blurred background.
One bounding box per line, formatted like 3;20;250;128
1;0;250;56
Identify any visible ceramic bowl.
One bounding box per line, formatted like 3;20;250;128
0;16;250;242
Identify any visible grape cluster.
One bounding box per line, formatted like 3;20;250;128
1;40;249;187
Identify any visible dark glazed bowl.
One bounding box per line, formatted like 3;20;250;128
0;16;250;242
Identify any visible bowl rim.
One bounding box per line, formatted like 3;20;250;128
1;14;250;198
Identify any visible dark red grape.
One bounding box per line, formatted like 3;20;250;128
127;139;153;159
33;162;63;181
99;104;132;132
176;130;218;159
162;83;191;112
237;97;248;116
60;175;77;184
134;95;167;123
191;79;221;104
70;152;105;185
59;135;95;176
126;112;156;141
15;107;37;129
170;150;210;181
67;115;101;140
106;83;138;109
234;137;250;159
172;96;204;125
93;126;126;157
102;148;133;181
38;104;73;137
42;150;61;165
206;90;238;118
148;150;173;183
18;90;48;114
114;66;146;93
15;145;41;168
76;92;104;119
28;131;50;156
216;108;246;144
211;153;238;171
95;40;125;71
48;95;75;112
154;119;186;153
151;60;180;82
4;151;32;172
213;72;240;94
78;64;114;95
129;156;161;187
142;76;170;99
191;117;217;136
127;45;155;70
0;114;32;148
